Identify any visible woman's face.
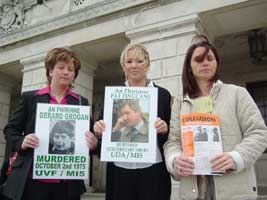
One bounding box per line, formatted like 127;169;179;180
123;49;148;84
190;47;218;82
49;61;75;88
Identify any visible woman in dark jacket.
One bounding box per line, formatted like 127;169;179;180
2;47;98;200
94;44;172;200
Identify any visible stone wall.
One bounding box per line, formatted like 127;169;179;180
0;84;13;168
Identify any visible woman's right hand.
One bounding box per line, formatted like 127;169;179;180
21;133;39;150
173;155;194;176
94;120;105;137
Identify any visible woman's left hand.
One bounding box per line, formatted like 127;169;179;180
155;117;168;134
85;131;98;151
211;152;236;172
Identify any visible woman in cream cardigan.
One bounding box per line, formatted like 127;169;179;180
164;37;267;200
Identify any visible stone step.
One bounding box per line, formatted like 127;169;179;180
80;193;267;200
81;193;105;200
80;189;267;200
258;195;267;200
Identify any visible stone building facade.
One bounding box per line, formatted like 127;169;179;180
0;0;267;199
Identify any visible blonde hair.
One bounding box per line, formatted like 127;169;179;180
120;44;150;69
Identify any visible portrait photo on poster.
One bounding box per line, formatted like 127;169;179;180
111;99;149;143
48;120;76;154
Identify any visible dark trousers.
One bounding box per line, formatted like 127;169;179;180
21;179;81;200
0;193;11;200
105;162;171;200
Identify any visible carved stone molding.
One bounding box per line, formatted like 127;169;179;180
126;14;202;43
0;0;156;47
73;0;86;6
20;52;46;72
71;0;106;12
0;0;48;36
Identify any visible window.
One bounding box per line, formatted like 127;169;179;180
247;81;267;153
247;81;267;124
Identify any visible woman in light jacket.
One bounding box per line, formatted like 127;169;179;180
164;37;267;200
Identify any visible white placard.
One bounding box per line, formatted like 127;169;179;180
33;103;90;180
101;86;158;163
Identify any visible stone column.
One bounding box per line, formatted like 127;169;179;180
0;74;15;167
76;56;107;193
126;15;206;200
20;53;47;92
73;56;100;192
72;60;96;105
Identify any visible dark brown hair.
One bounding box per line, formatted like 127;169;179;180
182;41;220;98
121;99;141;113
50;120;75;138
45;47;81;84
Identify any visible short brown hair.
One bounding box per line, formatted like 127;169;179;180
121;100;141;113
182;40;220;98
45;47;81;84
